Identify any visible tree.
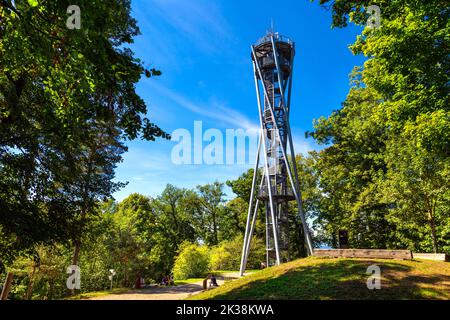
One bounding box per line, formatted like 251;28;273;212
210;235;265;271
68;122;127;281
221;198;248;240
156;185;197;245
195;182;226;246
149;185;197;276
226;169;261;203
309;81;395;249
226;169;266;240
312;0;450;251
289;153;323;257
382;111;450;253
172;242;210;280
0;0;169;271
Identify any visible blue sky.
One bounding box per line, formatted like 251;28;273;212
113;0;366;201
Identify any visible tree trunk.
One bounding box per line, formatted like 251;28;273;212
125;267;129;287
169;204;180;243
69;239;81;295
25;264;37;300
72;239;81;266
428;213;438;254
0;272;14;300
48;281;54;300
69;205;87;295
212;211;218;245
294;216;307;258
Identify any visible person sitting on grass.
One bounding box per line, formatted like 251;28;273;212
210;274;219;287
163;275;173;286
134;275;142;289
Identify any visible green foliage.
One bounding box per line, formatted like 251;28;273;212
226;169;261;203
7;245;70;300
107;193;167;286
311;0;450;253
172;243;210;280
0;0;168;270
1;182;257;299
221;198;249;239
382;111;450;253
195;182;227;245
210;235;265;271
225;170;265;241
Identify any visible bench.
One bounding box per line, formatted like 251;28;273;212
313;249;413;260
413;253;449;262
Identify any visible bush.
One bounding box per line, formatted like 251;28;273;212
210;235;265;271
210;245;232;271
172;243;210;280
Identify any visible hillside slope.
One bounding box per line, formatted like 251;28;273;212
189;257;450;300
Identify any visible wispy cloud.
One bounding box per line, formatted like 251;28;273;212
143;78;260;131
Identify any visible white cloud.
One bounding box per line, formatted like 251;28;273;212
292;134;315;156
143;79;260;131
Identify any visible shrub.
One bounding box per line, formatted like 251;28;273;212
210;235;265;271
172;243;210;280
210;245;232;271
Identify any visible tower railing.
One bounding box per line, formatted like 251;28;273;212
255;32;294;46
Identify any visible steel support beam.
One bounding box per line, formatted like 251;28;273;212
251;49;282;266
270;36;313;255
239;130;262;276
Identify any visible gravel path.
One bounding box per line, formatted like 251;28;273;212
89;274;241;300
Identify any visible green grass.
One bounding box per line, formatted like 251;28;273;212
174;278;204;286
189;257;450;300
174;270;257;285
212;270;259;275
65;288;130;300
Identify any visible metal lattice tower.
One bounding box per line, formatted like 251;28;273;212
239;31;313;276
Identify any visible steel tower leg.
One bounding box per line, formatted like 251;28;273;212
239;131;262;276
241;177;264;275
287;125;314;255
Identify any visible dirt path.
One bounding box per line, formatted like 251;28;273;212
89;273;241;300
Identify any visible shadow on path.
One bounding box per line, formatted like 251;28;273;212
90;279;225;300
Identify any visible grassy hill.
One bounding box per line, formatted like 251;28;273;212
189;257;450;300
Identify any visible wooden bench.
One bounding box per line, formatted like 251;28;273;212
413;253;449;262
313;249;413;260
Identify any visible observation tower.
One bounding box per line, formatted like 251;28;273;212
239;31;313;276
